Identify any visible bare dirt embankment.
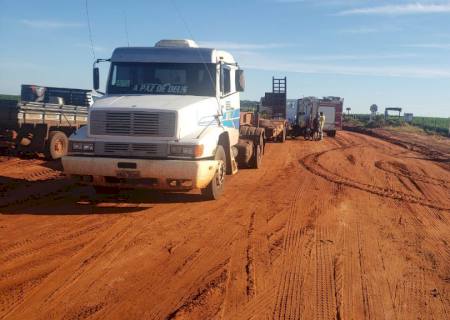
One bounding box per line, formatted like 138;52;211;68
0;130;449;320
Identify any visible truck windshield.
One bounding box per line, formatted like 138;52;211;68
107;62;216;96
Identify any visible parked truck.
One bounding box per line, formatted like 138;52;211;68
0;85;90;159
320;97;343;136
258;77;288;142
62;39;265;200
290;96;343;138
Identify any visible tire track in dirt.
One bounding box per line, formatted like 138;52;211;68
344;127;450;165
355;222;372;319
300;147;450;212
272;184;317;320
375;160;450;190
393;271;449;319
245;211;256;298
0;219;112;264
0;242;87;283
62;302;106;320
0;215;135;319
0;214;96;251
0;270;54;315
165;261;230;320
314;227;338;320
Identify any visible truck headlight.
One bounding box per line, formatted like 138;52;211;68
170;144;204;157
82;143;94;152
72;142;83;151
70;141;94;152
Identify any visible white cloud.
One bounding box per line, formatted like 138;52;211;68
337;3;450;15
20;19;83;29
237;52;450;78
275;0;307;3
403;43;450;49
295;53;418;61
249;62;450;78
198;41;292;50
339;25;401;34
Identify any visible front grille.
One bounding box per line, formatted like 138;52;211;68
96;142;167;158
131;143;158;153
90;110;176;137
104;143;129;153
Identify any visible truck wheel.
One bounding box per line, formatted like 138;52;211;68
46;131;68;160
279;128;286;143
250;143;262;169
93;186;118;194
201;145;226;200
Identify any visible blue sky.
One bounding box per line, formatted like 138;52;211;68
0;0;449;116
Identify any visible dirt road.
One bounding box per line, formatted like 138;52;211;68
1;131;449;320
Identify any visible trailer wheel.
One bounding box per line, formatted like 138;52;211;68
201;145;226;200
93;186;118;194
240;125;250;137
250;143;262;169
46;131;68;160
279;128;286;143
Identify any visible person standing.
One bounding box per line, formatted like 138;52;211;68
319;112;326;140
312;114;319;140
304;114;311;140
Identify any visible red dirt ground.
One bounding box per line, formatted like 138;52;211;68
0;130;449;319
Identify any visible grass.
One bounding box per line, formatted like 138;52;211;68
0;94;19;101
346;114;450;137
411;116;449;134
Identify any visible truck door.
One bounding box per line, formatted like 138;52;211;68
220;65;240;145
318;106;335;130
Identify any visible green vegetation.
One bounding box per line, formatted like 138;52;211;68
240;100;258;112
411;116;449;135
346;114;449;136
0;94;19;101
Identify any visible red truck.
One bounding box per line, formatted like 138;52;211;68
316;97;343;137
290;96;343;138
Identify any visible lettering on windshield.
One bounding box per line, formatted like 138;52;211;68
132;83;188;94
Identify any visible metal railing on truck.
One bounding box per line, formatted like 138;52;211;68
17;101;88;126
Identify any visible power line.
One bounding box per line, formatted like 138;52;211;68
85;0;96;60
169;0;221;114
123;9;130;47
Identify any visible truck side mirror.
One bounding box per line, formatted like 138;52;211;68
236;69;245;92
93;67;100;90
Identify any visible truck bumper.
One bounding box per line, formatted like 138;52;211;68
62;156;219;190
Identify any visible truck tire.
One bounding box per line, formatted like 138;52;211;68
280;128;286;143
201;145;226;200
250;143;262;169
93;186;118;194
240;125;250;137
46;131;68;160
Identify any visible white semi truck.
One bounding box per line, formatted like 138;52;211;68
62;39;265;200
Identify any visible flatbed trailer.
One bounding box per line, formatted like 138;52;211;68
258;77;288;143
0;84;90;159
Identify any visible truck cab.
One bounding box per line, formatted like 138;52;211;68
62;39;248;199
